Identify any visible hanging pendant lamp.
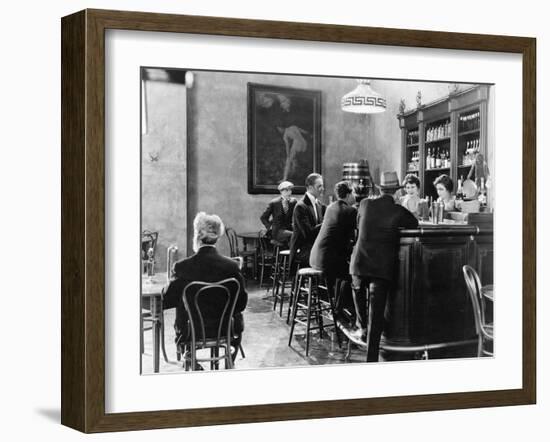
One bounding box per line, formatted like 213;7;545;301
341;79;386;114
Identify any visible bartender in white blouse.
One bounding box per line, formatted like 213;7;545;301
400;174;423;217
433;174;457;211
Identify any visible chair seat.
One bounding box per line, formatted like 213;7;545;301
279;249;290;256
297;267;324;277
240;250;256;256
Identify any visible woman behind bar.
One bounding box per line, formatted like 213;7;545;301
400;174;422;217
434;174;457;212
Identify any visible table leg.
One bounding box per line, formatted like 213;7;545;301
150;296;162;373
153;320;160;373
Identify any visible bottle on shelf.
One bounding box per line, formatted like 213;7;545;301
426;148;431;169
435;148;442;168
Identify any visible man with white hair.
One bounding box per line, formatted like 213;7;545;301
163;212;248;360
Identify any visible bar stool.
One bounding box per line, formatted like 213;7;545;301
269;240;287;295
272;249;295;315
285;257;310;325
288;267;340;356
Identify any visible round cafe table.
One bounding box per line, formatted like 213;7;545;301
141;272;169;373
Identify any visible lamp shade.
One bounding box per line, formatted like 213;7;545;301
341;80;386;114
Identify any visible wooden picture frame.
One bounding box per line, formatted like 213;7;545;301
247;83;322;194
61;9;536;433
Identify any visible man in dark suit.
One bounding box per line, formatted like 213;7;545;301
260;180;297;244
289;173;325;266
163;212;248;359
349;171;418;361
310;181;357;319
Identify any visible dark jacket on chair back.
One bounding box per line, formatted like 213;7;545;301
350;194;418;281
162;246;248;339
289;193;325;265
310;200;357;277
260;196;297;242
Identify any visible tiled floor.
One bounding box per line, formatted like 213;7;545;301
141;281;369;375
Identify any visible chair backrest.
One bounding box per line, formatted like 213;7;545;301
462;265;485;335
182;278;241;348
230;256;244;271
166;245;178;282
225;227;239;257
258;230;270;256
141;230;159;260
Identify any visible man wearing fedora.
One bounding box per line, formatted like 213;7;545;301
260;180;297;245
349;171;418;362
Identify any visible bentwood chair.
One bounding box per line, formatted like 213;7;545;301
225;227;257;279
178;278;241;371
463;265;494;357
141;230;159;273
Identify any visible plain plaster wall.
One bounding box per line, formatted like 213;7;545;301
143;72;489;260
141;79;188;269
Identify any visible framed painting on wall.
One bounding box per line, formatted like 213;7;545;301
247;83;322;194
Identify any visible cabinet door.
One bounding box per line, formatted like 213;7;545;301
385;241;415;345
415;237;475;342
475;235;494;285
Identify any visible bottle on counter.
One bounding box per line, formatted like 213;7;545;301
456;176;464;201
478;177;487;210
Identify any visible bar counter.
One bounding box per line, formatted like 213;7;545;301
380;221;493;360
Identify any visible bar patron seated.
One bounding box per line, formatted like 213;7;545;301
140;68;494;373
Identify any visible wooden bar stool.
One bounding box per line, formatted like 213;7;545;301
285;258;304;325
268;240;287;296
288;267;340;356
272;250;291;316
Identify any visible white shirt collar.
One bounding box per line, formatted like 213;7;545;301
306;191;317;205
306;192;319;221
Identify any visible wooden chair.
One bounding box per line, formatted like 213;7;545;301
463;265;494;357
141;230;159;274
225;227;257;279
178;278;241;371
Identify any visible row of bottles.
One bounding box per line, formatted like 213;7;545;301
407;150;420;171
456;176;487;209
459;111;480;132
407;129;419;145
426;120;451;142
426;148;451;170
461;138;480;166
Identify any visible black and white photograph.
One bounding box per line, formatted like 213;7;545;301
140;68;495;374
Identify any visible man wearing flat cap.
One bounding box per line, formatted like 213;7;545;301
349;171;418;361
260;180;297;245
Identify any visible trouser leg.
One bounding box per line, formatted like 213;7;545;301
366;279;389;362
351;275;368;330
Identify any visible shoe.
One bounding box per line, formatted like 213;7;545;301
193;362;204;371
349;327;367;342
